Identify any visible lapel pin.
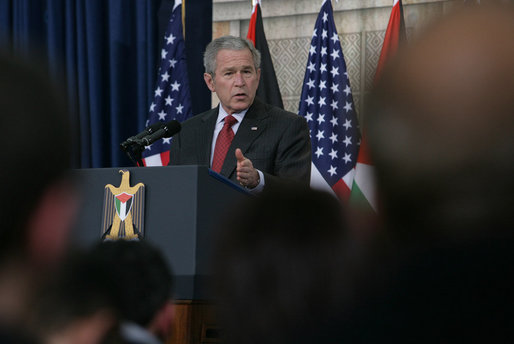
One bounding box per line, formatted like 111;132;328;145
251;127;258;131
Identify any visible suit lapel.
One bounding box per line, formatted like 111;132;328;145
221;99;269;178
196;107;218;165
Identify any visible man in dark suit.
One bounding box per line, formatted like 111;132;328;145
169;35;311;191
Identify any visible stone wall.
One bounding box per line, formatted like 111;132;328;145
212;0;453;122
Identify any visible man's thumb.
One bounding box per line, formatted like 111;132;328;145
235;148;245;162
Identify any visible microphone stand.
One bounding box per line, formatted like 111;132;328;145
120;141;146;167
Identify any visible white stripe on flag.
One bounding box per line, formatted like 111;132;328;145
354;162;378;211
119;201;127;221
342;168;356;191
310;162;337;196
143;153;163;167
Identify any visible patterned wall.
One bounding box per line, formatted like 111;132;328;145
268;30;386;126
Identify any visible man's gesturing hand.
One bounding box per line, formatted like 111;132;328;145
235;148;259;188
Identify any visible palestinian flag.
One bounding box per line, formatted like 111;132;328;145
247;0;283;109
115;192;134;221
349;0;406;213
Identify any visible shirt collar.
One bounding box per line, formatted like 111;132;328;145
120;322;161;344
217;104;248;125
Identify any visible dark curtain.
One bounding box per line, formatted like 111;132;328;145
0;0;211;168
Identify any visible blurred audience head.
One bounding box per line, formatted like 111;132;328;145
213;185;357;344
351;5;514;340
0;52;77;334
30;250;120;344
0;52;76;265
89;240;175;342
367;3;514;240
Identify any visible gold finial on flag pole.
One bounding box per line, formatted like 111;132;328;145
177;0;185;40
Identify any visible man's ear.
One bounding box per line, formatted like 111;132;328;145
149;300;175;339
256;68;261;83
204;73;215;92
26;180;79;267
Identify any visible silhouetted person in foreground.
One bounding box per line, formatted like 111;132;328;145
335;3;514;342
0;53;78;342
367;2;514;242
89;240;175;344
30;240;175;344
29;251;120;344
212;185;358;344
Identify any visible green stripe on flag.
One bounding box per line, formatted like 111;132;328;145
349;182;375;213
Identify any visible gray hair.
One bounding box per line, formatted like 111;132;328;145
203;35;261;75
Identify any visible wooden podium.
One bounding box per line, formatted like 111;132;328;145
72;166;248;344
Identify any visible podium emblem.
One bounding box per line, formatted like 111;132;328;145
114;192;134;221
101;170;145;240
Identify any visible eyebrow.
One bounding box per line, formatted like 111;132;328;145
221;65;255;72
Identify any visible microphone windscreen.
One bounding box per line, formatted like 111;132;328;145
147;121;165;133
163;120;181;137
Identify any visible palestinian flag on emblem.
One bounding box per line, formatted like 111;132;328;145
349;0;406;213
115;192;134;221
246;0;283;109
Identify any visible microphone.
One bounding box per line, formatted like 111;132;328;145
138;120;181;146
120;121;165;150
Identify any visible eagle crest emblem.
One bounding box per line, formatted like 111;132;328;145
101;170;145;240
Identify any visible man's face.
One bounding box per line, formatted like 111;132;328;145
204;48;261;115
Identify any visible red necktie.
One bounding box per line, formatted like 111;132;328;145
212;115;237;173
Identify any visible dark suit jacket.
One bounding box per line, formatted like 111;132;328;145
169;98;311;189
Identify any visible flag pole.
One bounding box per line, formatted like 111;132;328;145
181;0;186;39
